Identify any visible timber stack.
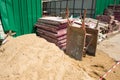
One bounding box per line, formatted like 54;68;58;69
35;17;68;50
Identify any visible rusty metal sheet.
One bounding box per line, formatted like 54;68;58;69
86;27;98;56
66;26;85;60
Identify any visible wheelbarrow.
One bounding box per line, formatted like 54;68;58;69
66;9;98;60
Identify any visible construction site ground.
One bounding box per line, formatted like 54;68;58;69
0;33;120;80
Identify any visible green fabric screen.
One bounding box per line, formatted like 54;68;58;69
0;0;42;36
116;0;120;4
95;0;120;17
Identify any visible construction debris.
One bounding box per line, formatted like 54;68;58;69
85;17;120;43
35;6;120;61
94;5;120;43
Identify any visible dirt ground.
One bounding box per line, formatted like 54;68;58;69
81;50;120;80
0;34;120;80
82;32;120;80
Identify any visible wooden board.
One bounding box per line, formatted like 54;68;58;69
66;26;85;60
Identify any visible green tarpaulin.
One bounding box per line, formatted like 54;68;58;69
95;0;120;17
0;0;42;36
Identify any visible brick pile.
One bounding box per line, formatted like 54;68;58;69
104;5;120;21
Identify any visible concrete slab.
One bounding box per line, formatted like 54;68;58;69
98;32;120;61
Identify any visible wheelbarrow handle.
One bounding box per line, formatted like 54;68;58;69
65;7;72;26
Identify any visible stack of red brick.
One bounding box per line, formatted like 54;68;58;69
96;15;120;33
35;17;68;50
104;5;120;21
96;15;114;24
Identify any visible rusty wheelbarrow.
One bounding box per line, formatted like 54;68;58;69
66;9;98;60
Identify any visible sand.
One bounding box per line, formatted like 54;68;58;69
0;34;93;80
80;50;120;80
0;34;120;80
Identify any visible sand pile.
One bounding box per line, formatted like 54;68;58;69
0;34;94;80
